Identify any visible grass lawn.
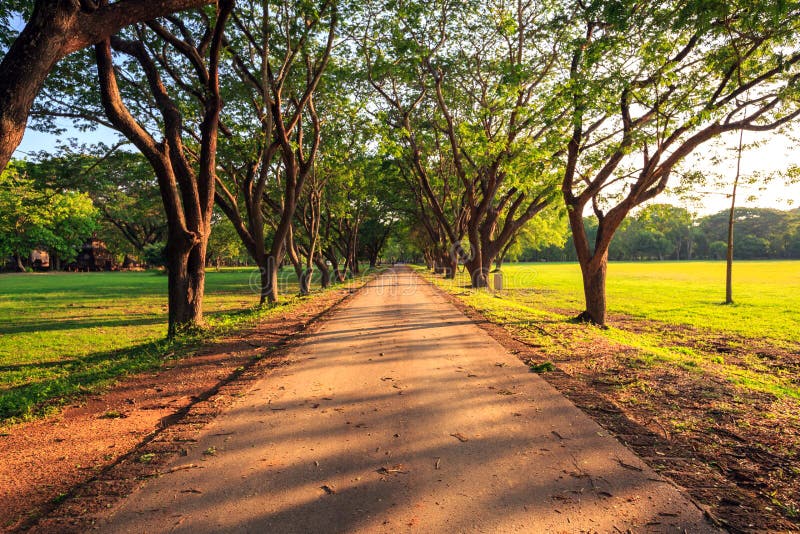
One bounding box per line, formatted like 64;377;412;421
0;267;358;424
481;261;800;345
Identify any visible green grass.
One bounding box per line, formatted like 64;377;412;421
446;261;800;345
0;267;365;424
417;260;800;399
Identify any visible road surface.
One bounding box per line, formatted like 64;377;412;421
98;268;715;533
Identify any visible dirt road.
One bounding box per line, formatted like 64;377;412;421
97;268;715;533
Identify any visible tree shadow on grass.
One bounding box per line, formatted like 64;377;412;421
0;335;184;423
0;315;164;336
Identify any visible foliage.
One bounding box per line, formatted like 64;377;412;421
23;145;165;258
518;205;800;262
0;162;98;265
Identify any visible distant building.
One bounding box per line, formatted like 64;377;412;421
122;255;143;270
73;237;117;271
30;249;50;270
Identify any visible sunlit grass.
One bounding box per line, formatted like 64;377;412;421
429;261;800;345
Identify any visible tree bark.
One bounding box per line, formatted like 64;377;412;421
13;254;25;272
314;258;330;288
166;237;206;336
466;256;490;288
299;268;313;295
577;254;608;326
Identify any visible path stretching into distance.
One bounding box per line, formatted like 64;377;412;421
98;268;716;533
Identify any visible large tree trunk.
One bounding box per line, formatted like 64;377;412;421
465;257;489;288
166;238;206;337
263;254;281;304
13;254;25;272
577;253;608;326
325;250;345;283
299;268;313;295
439;250;456;279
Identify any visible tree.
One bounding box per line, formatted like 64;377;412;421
358;0;562;287
0;0;217;172
91;3;233;336
213;0;337;303
0;162;98;270
561;0;800;325
24;146;166;259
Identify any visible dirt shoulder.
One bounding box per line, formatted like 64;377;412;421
424;279;799;533
1;285;362;533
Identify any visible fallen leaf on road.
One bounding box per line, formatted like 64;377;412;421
435;457;441;470
377;464;408;475
321;485;336;494
450;432;469;442
165;464;202;474
180;489;203;494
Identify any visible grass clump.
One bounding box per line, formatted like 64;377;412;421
529;361;556;373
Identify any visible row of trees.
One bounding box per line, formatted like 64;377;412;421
2;0;800;331
514;205;800;262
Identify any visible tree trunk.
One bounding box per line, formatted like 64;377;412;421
13;254;25;272
263;254;281;304
166;239;206;337
726;126;744;305
299;268;313;295
325;251;345;283
441;251;456;279
577;253;608;326
466;257;489;288
314;258;330;288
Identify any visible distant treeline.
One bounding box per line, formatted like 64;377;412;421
516;205;800;262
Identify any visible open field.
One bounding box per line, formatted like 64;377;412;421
417;260;800;525
476;261;800;345
0;268;357;424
